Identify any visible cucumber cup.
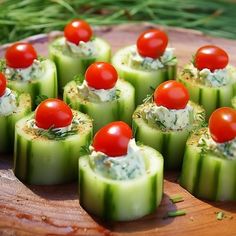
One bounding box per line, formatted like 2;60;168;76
0;93;31;153
49;19;111;94
112;29;177;105
178;45;236;119
133;81;205;170
14;99;93;185
180;107;236;201
1;42;57;107
78;121;163;221
63;62;135;133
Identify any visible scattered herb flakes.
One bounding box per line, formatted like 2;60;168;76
169;194;184;204
167;209;186;217
216;211;224;220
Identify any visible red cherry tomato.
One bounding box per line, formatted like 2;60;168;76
93;121;132;157
136;29;168;59
154;80;189;109
35;98;73;129
194;45;229;71
64;19;92;45
209;107;236;143
85;62;118;90
5;42;37;69
0;72;7;97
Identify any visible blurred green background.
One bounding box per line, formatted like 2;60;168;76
1;0;236;44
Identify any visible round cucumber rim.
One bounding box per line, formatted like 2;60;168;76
79;145;163;186
112;45;177;76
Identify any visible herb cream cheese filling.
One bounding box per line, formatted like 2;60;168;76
183;63;232;87
127;46;175;71
198;131;236;160
77;80;117;102
4;59;43;82
144;103;193;130
89;139;146;180
0;88;17;116
66;40;97;57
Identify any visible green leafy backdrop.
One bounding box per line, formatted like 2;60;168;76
0;0;236;44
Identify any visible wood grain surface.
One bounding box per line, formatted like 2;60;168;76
1;23;236;236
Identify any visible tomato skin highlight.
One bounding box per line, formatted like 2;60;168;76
85;62;118;89
35;98;73;129
136;29;168;59
93;121;132;157
64;19;92;45
154;80;189;109
5;42;37;69
209;107;236;143
194;45;229;72
0;72;7;97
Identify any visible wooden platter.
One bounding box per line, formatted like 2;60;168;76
1;23;236;236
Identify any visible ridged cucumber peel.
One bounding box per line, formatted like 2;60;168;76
49;37;111;94
180;128;236;201
112;45;177;105
132;101;205;170
232;96;236;109
13;110;93;185
178;73;236;120
63;79;135;133
0;92;31;154
78;145;163;221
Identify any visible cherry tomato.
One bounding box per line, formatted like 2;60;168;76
35;98;73;129
85;62;118;89
5;42;37;69
0;73;7;97
194;45;229;71
209;107;236;143
64;19;92;45
93;121;132;157
136;29;168;59
154;80;189;109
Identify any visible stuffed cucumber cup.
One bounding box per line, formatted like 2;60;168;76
180;107;236;201
79;121;163;221
14;98;93;185
133;80;205;169
64;62;135;133
0;73;31;153
178;45;236;119
0;42;57;107
49;19;111;94
112;29;177;105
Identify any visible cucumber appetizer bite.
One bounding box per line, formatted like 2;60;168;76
0;73;31;153
79;121;163;221
179;45;236;119
14;98;93;185
49;19;111;94
180;107;236;201
64;62;135;133
0;42;57;107
133;80;205;169
112;29;177;105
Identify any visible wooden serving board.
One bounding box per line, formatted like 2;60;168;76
1;23;236;236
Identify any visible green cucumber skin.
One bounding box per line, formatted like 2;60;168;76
132;101;205;170
178;76;236;119
49;37;111;95
0;93;31;154
112;46;177;105
79;145;163;221
63;79;135;133
180;129;236;201
232;97;236;109
13;112;93;185
7;59;58;107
